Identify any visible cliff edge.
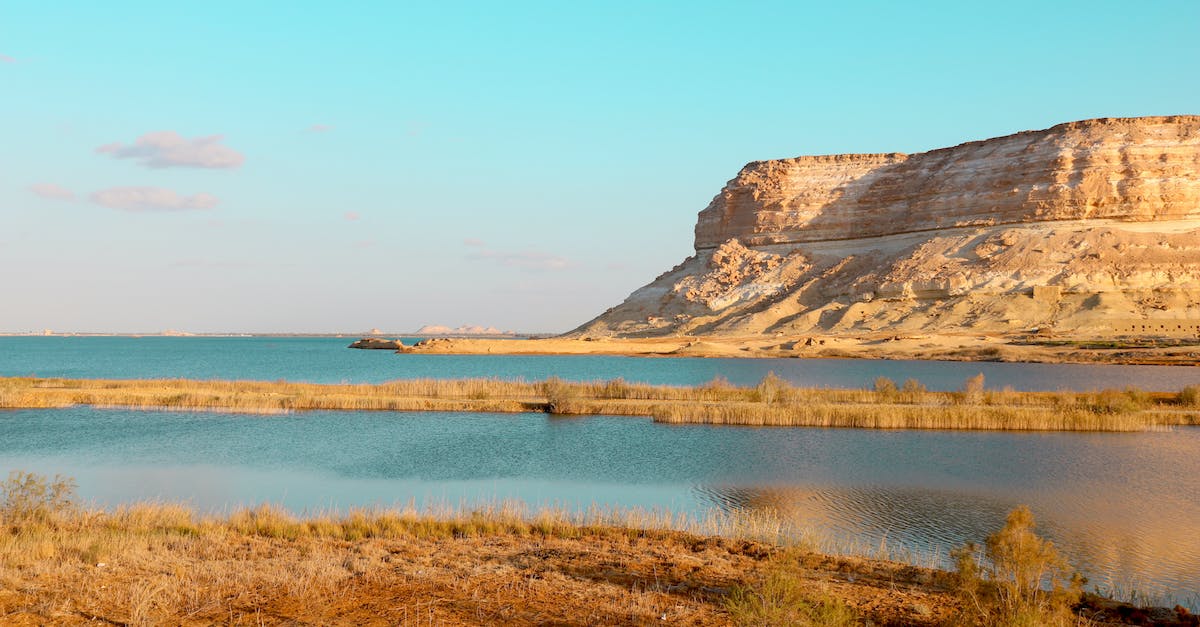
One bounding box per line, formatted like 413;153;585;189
572;116;1200;340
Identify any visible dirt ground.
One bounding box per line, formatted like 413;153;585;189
0;524;959;626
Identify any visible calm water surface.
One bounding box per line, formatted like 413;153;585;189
2;336;1199;391
1;337;1197;604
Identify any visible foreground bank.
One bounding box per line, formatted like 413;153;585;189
0;473;1191;626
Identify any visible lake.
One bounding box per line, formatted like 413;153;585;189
2;336;1199;391
1;337;1198;605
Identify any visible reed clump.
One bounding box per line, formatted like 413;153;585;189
1;375;1197;431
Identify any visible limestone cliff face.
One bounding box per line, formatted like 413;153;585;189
695;116;1200;248
576;116;1200;339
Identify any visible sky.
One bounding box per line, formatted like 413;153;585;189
2;1;1198;334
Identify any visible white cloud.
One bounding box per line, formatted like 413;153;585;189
307;124;333;133
463;238;486;247
97;131;244;169
28;183;75;201
90;187;219;212
343;211;361;221
0;55;15;64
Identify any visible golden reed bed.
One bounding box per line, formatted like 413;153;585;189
2;374;1198;431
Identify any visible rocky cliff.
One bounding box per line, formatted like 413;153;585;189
574;116;1200;339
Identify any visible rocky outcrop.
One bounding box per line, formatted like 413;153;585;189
575;116;1200;339
348;338;404;350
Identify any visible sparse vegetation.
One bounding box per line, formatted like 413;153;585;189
0;475;1183;625
874;376;898;398
1181;385;1200;407
726;551;860;626
1;470;76;528
948;506;1084;627
960;372;987;405
1;375;1198;431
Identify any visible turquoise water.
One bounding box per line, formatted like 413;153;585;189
1;336;1198;604
1;406;1196;605
2;336;1199;391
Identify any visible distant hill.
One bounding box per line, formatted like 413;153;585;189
415;325;514;336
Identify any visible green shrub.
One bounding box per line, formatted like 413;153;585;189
1087;389;1143;415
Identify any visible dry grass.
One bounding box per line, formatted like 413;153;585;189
0;490;953;625
1;374;1197;431
0;474;1185;625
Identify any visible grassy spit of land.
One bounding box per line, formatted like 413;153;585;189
400;334;1200;366
2;374;1200;431
0;473;1192;626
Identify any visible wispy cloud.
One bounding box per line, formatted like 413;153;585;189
463;238;486;247
28;183;75;201
97;131;244;169
307;124;333;133
90;187;219;212
343;211;361;221
0;55;15;64
466;241;571;271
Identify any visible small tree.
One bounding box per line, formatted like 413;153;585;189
960;373;986;405
950;506;1083;626
873;376;898;400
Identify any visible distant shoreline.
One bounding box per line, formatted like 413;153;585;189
0;332;552;339
400;334;1200;366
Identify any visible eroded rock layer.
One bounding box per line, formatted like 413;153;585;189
576;116;1200;339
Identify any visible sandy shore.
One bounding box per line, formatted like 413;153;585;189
402;333;1200;365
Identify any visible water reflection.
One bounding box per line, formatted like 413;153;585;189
0;407;1196;605
695;483;1199;603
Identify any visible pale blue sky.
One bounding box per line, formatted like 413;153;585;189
2;1;1197;333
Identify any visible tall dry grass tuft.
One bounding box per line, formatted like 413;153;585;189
753;372;791;404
